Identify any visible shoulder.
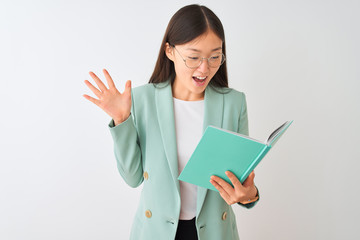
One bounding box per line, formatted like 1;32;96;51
132;82;155;95
131;83;157;103
227;88;246;100
209;86;247;116
210;85;246;102
132;81;170;95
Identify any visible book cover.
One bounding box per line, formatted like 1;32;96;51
177;121;293;192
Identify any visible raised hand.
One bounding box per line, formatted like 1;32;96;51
83;69;131;125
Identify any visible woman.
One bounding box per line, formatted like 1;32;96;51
83;4;259;240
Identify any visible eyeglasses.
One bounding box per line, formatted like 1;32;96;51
172;46;226;69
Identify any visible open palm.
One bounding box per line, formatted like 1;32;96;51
83;69;131;125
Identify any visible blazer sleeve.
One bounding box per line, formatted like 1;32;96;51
236;92;260;209
107;90;143;188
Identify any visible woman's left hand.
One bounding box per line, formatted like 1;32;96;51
210;171;257;205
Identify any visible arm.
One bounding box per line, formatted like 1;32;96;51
108;89;143;188
83;69;143;188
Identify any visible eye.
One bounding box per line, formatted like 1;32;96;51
188;57;199;60
210;55;220;60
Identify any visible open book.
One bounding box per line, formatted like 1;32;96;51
178;121;293;192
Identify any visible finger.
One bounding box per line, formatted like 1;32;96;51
124;80;132;95
89;71;107;92
83;94;101;106
210;179;231;203
211;175;234;195
225;171;243;190
102;69;116;89
243;171;255;187
84;80;102;98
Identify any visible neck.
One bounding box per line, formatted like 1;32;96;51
172;79;205;101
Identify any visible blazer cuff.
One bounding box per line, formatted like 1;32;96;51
108;114;136;141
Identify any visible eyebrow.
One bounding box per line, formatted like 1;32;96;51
185;47;222;52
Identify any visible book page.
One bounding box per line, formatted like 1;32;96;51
266;121;293;146
208;125;264;144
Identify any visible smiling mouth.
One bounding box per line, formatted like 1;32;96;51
192;76;207;82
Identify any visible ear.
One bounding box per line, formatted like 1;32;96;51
165;42;175;62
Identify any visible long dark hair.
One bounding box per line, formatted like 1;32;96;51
148;4;228;89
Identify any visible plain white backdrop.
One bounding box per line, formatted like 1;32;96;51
1;0;359;239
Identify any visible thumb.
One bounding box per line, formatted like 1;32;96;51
243;171;255;187
125;80;132;94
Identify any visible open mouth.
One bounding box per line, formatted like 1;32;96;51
192;76;207;83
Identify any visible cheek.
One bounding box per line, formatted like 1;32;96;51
174;63;193;78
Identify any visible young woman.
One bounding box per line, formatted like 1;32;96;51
83;4;259;240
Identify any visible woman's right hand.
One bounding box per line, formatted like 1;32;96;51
83;69;131;126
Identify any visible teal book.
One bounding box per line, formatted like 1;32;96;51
178;121;293;192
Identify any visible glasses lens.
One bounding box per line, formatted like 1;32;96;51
185;53;225;68
209;53;225;67
185;57;201;68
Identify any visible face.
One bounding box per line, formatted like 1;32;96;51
166;30;223;101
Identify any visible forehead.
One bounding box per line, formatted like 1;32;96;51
179;30;223;53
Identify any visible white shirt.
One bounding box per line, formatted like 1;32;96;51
173;97;204;220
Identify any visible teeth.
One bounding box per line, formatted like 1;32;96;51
195;76;206;80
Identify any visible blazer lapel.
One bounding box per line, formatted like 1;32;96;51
196;85;224;216
154;81;224;215
155;81;180;194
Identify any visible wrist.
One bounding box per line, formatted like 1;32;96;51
239;185;259;204
113;114;130;126
250;185;258;199
113;119;124;126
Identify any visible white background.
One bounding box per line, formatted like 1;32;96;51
1;0;359;239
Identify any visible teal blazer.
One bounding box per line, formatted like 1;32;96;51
108;80;259;240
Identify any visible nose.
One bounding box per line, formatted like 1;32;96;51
197;58;210;73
